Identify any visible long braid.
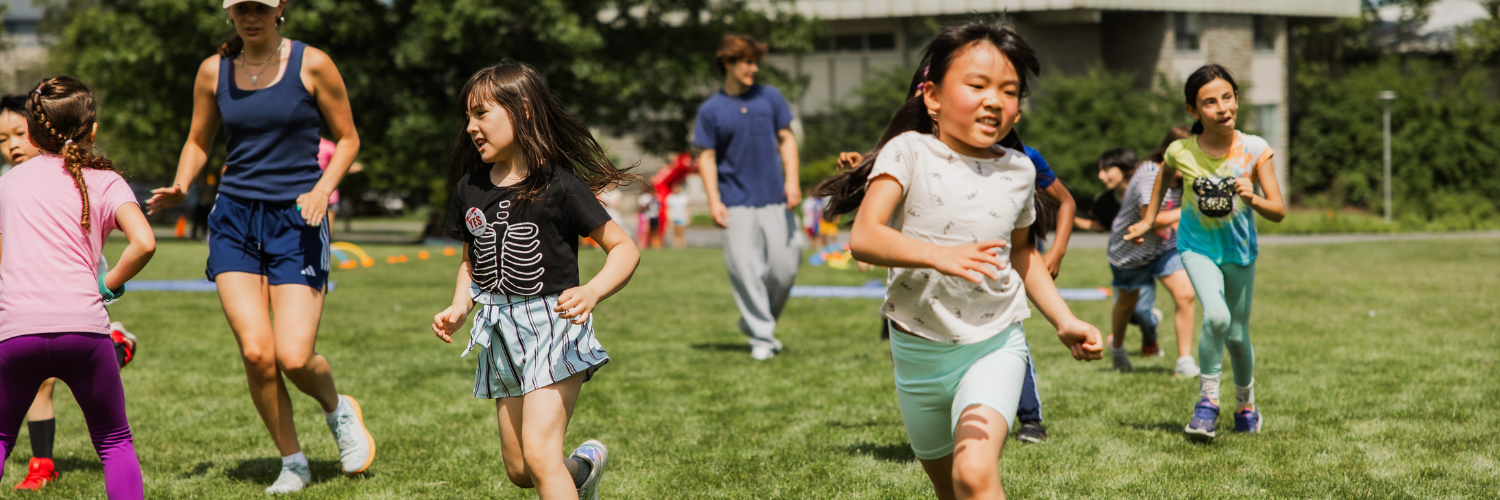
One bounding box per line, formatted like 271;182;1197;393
28;78;118;234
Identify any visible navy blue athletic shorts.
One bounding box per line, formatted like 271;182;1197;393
206;194;330;289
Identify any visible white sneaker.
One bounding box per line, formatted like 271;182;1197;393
750;346;775;360
570;439;608;500
1150;308;1164;326
1175;356;1201;378
1111;346;1133;373
326;395;376;475
264;461;310;495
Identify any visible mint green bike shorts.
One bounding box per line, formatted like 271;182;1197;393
890;322;1029;460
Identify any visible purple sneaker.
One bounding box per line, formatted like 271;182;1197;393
1183;398;1219;440
1234;406;1262;433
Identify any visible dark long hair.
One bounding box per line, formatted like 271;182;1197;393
27;77;119;233
0;95;27;117
443;62;640;202
812;18;1040;220
1184;64;1238;135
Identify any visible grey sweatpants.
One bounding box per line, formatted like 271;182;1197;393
723;204;803;351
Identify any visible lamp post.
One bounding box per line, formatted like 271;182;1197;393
1378;91;1397;223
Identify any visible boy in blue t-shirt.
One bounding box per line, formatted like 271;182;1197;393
692;34;803;361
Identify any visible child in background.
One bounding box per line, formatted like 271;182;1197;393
1125;64;1285;440
635;189;662;249
815;19;1102;498
0;92;142;492
0;77;154;499
666;183;690;248
430;62;641;500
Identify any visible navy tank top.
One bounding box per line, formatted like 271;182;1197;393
217;40;323;203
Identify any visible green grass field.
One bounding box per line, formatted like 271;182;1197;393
3;236;1497;499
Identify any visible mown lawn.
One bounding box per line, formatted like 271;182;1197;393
3;235;1496;499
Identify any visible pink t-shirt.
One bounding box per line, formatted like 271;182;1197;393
0;155;137;342
317;139;340;205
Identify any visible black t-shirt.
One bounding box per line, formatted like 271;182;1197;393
1089;191;1122;228
445;166;611;297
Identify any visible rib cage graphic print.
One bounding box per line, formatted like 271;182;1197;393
472;200;546;295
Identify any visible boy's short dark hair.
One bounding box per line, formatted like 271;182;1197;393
0;95;29;118
1097;148;1138;175
715;34;768;76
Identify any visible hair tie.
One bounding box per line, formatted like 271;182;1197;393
921;65;929;79
32;89;40;95
65;139;74;145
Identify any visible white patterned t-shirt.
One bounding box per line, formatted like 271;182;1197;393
869;131;1036;345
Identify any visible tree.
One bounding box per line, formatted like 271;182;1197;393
44;0;817;205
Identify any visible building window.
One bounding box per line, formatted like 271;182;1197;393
868;33;896;51
1253;16;1277;52
1174;12;1201;52
815;32;899;52
1253;104;1279;140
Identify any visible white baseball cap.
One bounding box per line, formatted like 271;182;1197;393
222;0;279;8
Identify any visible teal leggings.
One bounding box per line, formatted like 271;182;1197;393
1180;250;1255;386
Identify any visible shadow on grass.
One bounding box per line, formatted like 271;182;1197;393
51;456;102;474
690;343;750;353
1123;421;1219;445
226;457;363;485
845;442;916;463
827;419;900;429
1097;366;1174;375
180;461;214;479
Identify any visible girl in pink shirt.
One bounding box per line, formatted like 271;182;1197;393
0;77;155;499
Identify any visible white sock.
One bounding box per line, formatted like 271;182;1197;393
324;395;350;421
1236;380;1255;409
1199;374;1221;404
282;452;308;468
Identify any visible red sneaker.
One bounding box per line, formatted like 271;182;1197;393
14;457;58;490
1141;343;1161;358
110;321;137;368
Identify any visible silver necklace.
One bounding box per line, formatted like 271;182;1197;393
241;39;284;88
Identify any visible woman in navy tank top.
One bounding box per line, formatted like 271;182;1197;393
144;0;375;493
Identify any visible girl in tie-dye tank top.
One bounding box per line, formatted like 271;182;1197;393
1126;64;1285;441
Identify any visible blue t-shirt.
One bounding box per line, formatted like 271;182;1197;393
692;85;794;207
1022;145;1057;189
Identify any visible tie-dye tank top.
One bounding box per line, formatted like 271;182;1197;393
1163;131;1273;265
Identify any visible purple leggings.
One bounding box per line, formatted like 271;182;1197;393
0;332;143;499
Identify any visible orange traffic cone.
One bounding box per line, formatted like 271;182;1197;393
175;216;187;239
418;250;430;260
443;246;456;256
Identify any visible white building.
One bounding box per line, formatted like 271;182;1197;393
1;0;47;93
763;0;1363;192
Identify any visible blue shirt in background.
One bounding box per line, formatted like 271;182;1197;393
692;85;794;207
1022;145;1057;189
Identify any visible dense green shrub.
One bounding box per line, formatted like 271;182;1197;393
1016;69;1184;206
799;64;915;188
1292;59;1500;226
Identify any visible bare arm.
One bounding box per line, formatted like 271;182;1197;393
1011;226;1103;361
1041;180;1076;277
1072;217;1107;232
147;56;222;214
295;47;360;226
432;243;475;343
1237;153;1285;222
697;149;728;227
554;221;640;324
104;203;157;290
1123;163;1173;242
848;175;1006;284
779;128;800;209
1153;208;1181;230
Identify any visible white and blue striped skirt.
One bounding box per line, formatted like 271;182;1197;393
462;287;609;398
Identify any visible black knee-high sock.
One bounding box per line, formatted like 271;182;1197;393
571;457;592;488
28;419;55;459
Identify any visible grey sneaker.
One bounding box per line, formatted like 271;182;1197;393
1111;346;1133;373
571;439;608;500
326;395;376;475
1016;421;1049;443
264;461;310;495
1175;356;1201;378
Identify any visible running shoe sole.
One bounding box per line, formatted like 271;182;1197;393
343;396;376;475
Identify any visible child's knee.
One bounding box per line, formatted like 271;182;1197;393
950;454;999;495
503;464;533;488
1202;307;1232;334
